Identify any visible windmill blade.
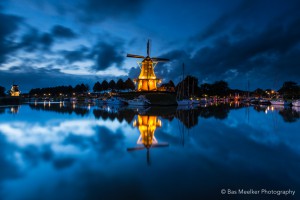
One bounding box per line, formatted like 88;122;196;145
127;54;145;59
147;39;150;57
151;57;170;62
127;146;145;151
151;143;169;148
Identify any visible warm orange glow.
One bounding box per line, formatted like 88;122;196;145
133;115;162;148
10;85;20;97
136;60;161;91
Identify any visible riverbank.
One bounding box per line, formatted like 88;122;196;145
0;97;22;105
118;91;177;106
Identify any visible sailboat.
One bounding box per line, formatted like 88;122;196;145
177;63;192;106
270;99;290;106
292;100;300;107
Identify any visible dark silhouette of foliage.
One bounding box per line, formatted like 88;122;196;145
93;81;102;92
108;80;116;90
278;81;300;99
116;79;124;91
0;86;5;97
102;80;109;91
124;78;135;90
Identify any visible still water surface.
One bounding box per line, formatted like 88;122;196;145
0;103;299;200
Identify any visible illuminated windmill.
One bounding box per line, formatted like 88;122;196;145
10;84;20;97
127;40;169;91
127;115;169;165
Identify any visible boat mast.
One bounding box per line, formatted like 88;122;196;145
182;63;185;98
247;80;250;99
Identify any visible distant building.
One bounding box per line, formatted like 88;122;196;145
157;84;175;92
10;85;21;96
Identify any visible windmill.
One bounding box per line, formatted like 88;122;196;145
127;40;169;91
127;115;169;165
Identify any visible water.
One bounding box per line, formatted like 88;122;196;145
0;103;299;200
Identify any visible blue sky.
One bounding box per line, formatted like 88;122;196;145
0;0;299;92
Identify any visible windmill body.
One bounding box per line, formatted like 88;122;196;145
10;85;21;97
127;40;169;91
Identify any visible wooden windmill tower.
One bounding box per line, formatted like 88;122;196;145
127;40;169;91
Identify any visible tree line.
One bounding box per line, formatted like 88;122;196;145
27;78;135;96
93;78;135;92
1;77;299;99
176;76;300;99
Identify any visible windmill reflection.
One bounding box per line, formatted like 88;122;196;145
9;105;20;114
127;115;169;165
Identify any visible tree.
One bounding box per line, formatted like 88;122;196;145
74;83;88;94
253;88;265;97
108;80;116;90
116;79;124;91
199;83;211;96
278;81;300;99
0;86;5;97
102;80;109;91
93;81;102;92
85;84;90;92
168;80;175;88
124;78;135;90
176;76;198;97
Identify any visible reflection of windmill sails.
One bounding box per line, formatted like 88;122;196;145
127;40;169;91
127;115;169;165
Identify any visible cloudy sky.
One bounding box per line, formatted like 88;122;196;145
0;0;299;92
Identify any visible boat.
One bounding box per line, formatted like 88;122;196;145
70;97;77;103
191;98;200;104
177;99;192;106
85;98;94;103
270;99;290;106
106;97;125;105
127;95;150;106
258;98;270;105
292;100;300;107
176;63;192;106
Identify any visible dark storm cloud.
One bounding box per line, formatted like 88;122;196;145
195;0;300;41
0;11;22;63
78;0;146;22
158;1;300;88
61;46;89;63
18;25;77;52
28;0;145;23
92;41;124;70
51;25;76;39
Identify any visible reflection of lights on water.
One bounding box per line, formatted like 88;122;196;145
48;102;51;107
265;109;268;114
72;103;76;109
271;106;274;111
34;101;37;106
87;104;91;110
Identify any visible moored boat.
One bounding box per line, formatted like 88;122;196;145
106;97;125;105
270;99;290;106
177;99;192;106
127;95;150;106
292;100;300;107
